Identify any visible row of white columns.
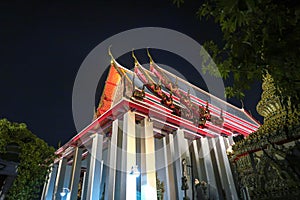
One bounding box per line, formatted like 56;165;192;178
41;111;158;200
41;111;238;200
41;136;104;200
156;131;238;199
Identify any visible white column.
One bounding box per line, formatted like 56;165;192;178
173;129;192;199
196;139;207;182
215;137;238;199
192;140;202;181
119;111;136;199
80;154;90;200
164;135;177;200
80;171;87;200
86;133;104;200
105;119;118;200
54;157;67;200
125;111;137;200
200;137;219;199
63;165;72;191
69;147;83;200
141;118;157;199
172;131;183;200
211;137;227;199
42;164;58;200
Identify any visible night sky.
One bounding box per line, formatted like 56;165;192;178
0;0;262;148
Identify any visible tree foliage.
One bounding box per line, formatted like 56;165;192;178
0;119;55;200
174;0;300;108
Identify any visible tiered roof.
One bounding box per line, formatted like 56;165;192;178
96;52;260;137
56;51;260;155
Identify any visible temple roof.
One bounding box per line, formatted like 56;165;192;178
96;63;122;117
95;53;260;138
56;52;261;155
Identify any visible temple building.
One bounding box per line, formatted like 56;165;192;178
41;50;260;200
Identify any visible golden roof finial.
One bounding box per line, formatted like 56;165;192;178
240;100;244;109
108;45;114;64
132;49;138;66
147;48;154;64
92;106;98;120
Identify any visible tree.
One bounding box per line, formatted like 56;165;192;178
174;0;300;108
0;119;55;200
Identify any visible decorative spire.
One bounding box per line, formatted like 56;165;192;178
256;72;283;123
147;48;154;64
108;45;114;64
132;49;138;66
240;100;244;109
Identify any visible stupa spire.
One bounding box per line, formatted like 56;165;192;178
256;72;283;123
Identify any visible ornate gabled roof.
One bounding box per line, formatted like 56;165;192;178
149;61;260;127
96;63;121;117
94;51;260;137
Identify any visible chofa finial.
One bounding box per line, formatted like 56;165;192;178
132;49;138;66
146;48;154;64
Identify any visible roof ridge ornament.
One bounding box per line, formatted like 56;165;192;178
132;49;139;66
107;45;132;85
240;100;244;109
146;48;154;64
108;45;114;64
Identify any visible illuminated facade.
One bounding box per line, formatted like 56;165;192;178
41;51;260;200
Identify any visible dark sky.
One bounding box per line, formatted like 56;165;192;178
0;0;262;147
